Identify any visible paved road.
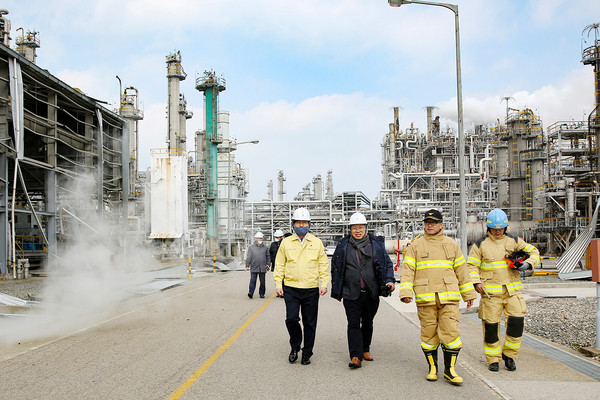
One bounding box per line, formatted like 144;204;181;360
0;271;598;399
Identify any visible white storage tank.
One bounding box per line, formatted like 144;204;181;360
149;150;189;239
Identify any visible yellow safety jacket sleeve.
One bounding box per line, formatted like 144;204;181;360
274;233;331;289
467;232;540;296
399;230;476;306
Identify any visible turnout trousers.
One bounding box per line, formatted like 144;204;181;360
343;291;380;360
478;285;526;364
283;285;319;357
416;293;462;351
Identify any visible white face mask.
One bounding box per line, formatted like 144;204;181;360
256;240;263;245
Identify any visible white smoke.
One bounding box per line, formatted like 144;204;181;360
0;174;155;346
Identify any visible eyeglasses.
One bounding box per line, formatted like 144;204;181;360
424;221;441;226
350;225;366;231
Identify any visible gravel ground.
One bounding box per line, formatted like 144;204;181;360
1;274;598;355
0;278;45;301
525;297;597;351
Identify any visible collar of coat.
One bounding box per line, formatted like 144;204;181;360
486;231;510;244
292;232;315;242
424;229;445;240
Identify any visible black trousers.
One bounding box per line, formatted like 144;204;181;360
249;272;266;296
343;291;380;360
283;285;319;357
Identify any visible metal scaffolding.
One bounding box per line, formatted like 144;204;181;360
0;42;127;274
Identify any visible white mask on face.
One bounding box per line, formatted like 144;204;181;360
256;240;263;245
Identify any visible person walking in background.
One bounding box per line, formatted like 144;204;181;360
270;229;284;271
399;209;476;386
330;212;395;369
246;232;271;299
274;208;330;366
468;208;540;372
270;229;285;297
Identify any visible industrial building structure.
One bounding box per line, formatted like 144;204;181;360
246;23;600;258
1;7;600;279
0;10;256;276
0;10;130;276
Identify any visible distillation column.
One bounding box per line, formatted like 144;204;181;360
495;142;510;208
326;170;334;199
277;170;286;201
267;180;273;201
0;9;11;47
195;70;226;254
582;23;600;174
313;175;323;200
178;93;193;149
166;51;186;152
15;29;40;64
118;87;143;187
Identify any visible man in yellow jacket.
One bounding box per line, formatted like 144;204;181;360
399;209;476;386
468;208;540;372
274;208;330;366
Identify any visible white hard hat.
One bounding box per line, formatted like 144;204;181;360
349;212;367;226
292;207;311;222
274;229;284;237
254;232;264;239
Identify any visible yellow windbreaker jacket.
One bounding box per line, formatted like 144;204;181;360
467;232;540;296
274;232;331;289
399;230;476;305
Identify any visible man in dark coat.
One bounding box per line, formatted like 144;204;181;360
270;229;284;297
269;229;284;271
330;212;396;369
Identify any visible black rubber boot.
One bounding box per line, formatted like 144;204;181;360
423;349;438;381
502;353;516;371
442;347;463;386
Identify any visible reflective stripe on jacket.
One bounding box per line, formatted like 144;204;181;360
467;232;540;296
274;232;331;289
399;229;476;305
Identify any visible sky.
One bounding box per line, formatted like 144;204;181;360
3;0;600;201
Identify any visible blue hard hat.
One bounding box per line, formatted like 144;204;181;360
486;208;509;229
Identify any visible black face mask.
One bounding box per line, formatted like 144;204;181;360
294;226;309;236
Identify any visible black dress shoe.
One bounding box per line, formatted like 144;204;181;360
247;293;253;299
301;355;311;365
502;353;516;371
488;362;499;372
288;350;298;363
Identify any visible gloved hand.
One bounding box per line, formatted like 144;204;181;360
517;261;531;271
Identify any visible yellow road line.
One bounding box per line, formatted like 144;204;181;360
166;292;276;400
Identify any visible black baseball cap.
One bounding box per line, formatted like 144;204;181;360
423;209;443;222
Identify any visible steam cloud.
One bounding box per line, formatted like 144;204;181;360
0;174;155;346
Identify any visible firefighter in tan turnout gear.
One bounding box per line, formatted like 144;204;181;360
468;208;540;372
399;209;477;386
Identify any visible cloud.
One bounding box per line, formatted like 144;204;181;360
6;0;599;206
233;93;396;201
436;66;594;128
530;0;600;26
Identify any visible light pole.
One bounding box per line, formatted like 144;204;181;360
388;0;467;254
226;139;259;257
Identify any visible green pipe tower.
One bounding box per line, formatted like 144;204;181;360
195;71;226;254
